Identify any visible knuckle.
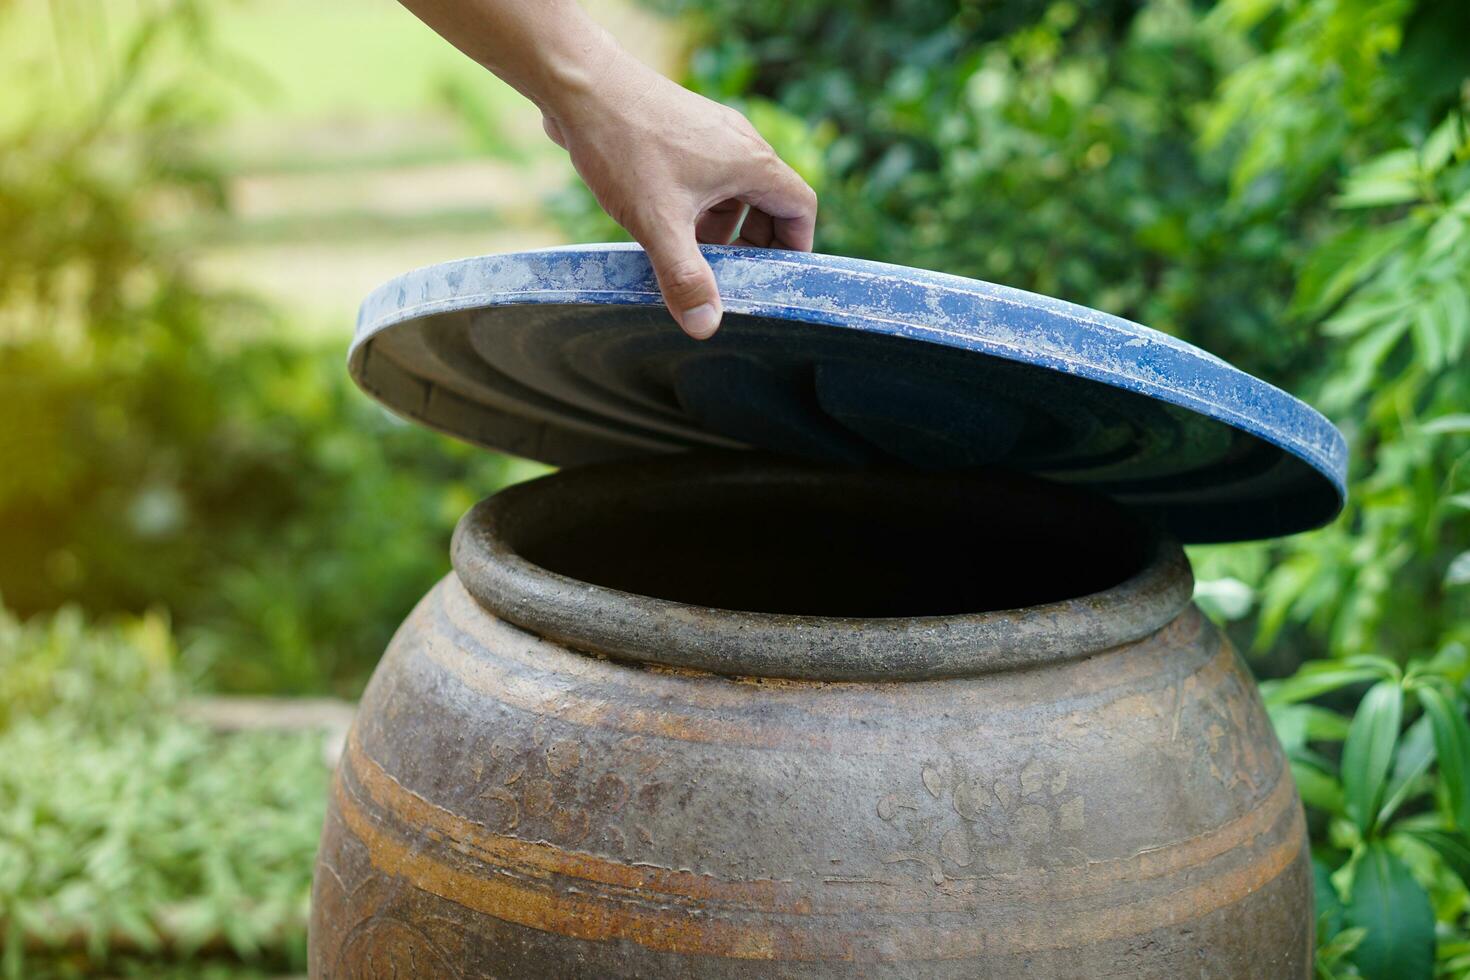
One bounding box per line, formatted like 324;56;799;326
723;104;754;129
752;134;780;162
660;257;709;295
762;155;793;185
732;119;771;152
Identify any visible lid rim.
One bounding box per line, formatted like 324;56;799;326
351;244;1348;541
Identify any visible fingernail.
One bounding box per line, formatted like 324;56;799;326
681;303;721;339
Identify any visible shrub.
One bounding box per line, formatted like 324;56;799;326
0;0;535;694
0;604;327;979
563;1;1470;973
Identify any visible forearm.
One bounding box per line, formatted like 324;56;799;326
395;0;817;339
396;0;624;121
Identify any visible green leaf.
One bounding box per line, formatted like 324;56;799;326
1314;856;1344;933
1339;655;1404;679
1425;642;1470;682
1323;297;1411;338
1422;414;1470;436
1271;703;1353;754
1418;686;1470;827
1316;926;1366;972
1414;295;1448;371
1334;149;1424;209
1262;663;1385;707
1446;551;1470;588
1441;279;1470;361
1341;681;1403;833
1345;841;1435;980
1379;715;1436;824
1193;576;1255;621
1292;759;1345;813
1301;706;1354;742
1291;223;1415;319
1319;314;1414;412
1423;211;1465;264
1442;953;1470;980
1422;112;1466;175
1403;827;1470;885
1271;703;1309;754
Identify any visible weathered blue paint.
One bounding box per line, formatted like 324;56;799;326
349;243;1347;543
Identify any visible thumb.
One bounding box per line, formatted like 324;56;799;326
640;224;722;340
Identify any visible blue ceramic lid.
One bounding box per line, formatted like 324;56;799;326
350;243;1346;543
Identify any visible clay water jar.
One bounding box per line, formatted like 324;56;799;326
308;453;1311;978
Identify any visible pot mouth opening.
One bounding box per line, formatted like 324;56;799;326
452;453;1193;680
516;471;1143;618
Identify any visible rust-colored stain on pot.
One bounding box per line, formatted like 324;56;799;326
309;458;1314;978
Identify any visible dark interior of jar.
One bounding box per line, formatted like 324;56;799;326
507;463;1152;618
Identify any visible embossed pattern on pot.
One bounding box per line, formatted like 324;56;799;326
309;456;1312;978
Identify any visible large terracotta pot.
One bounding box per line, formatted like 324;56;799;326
309;454;1311;978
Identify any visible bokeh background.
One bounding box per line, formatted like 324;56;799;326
1;0;1467;976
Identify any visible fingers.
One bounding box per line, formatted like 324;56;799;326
640;222;722;340
742;157;817;252
696;198;746;245
771;206;816;252
734;207;774;248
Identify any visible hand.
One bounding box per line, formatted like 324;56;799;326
542;52;817;340
393;0;816;339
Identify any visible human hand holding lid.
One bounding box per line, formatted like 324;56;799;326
396;0;819;341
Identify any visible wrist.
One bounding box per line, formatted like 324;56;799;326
521;12;626;127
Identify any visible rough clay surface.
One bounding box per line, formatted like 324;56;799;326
310;463;1312;978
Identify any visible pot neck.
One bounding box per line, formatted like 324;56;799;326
451;454;1195;681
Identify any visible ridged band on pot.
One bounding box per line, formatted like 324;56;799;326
310;579;1311;978
450;453;1195;681
310;457;1311;978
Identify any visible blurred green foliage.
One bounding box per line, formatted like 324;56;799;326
0;2;542;973
634;0;1470;669
561;0;1470;973
1265;651;1470;977
1;0;1468;975
0;1;534;696
0;605;325;980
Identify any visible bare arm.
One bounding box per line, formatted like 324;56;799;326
397;0;817;339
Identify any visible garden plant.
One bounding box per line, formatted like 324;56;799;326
1;0;1467;976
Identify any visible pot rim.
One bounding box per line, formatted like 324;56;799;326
451;454;1194;681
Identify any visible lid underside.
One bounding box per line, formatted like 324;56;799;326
350;244;1347;543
